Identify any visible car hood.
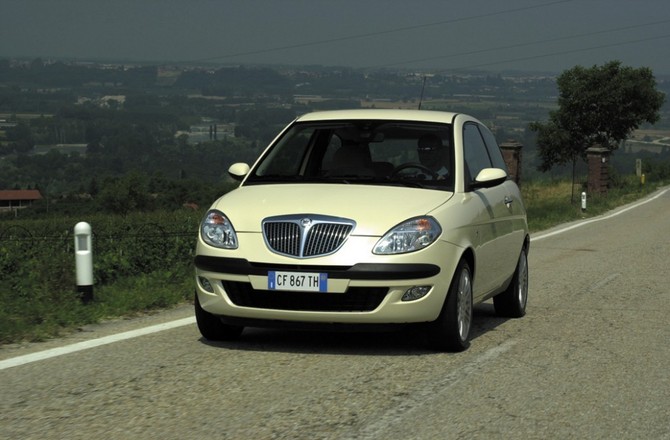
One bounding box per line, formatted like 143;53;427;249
211;184;453;236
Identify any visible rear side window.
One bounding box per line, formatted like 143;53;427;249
479;125;508;172
463;123;492;181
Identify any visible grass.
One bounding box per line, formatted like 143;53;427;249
0;268;193;345
522;175;664;232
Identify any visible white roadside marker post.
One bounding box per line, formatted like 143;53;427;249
74;222;93;304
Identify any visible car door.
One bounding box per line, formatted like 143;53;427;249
462;122;518;299
479;125;527;284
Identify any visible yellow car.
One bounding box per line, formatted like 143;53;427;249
194;109;529;351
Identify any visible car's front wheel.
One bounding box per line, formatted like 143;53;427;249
427;259;473;352
194;292;243;341
493;246;528;318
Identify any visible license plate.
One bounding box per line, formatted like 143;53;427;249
268;271;327;292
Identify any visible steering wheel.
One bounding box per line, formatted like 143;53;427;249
390;162;438;180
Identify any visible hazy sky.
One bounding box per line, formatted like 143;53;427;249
2;0;670;74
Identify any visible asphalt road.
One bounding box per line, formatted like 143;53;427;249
2;188;669;440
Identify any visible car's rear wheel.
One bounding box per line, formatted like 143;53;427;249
493;246;528;318
428;259;473;352
194;292;243;341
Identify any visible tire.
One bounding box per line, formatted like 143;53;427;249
427;259;473;352
493;246;528;318
194;292;243;341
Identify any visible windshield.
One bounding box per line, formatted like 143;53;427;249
245;119;454;190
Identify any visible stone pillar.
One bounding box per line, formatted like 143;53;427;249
587;146;610;194
500;140;523;185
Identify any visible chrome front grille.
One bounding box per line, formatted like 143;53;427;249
264;221;301;256
263;215;355;258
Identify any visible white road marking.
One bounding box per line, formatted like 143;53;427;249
356;340;518;440
589;273;621;293
2;187;667;371
0;317;195;371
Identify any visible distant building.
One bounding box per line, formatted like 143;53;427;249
100;95;126;107
0;189;43;213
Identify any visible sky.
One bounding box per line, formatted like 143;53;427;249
2;0;670;75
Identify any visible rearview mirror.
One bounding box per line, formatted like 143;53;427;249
471;168;508;189
228;162;250;181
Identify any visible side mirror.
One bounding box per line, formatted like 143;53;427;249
228;162;250;181
471;168;508;189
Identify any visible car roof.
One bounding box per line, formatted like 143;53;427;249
295;109;460;125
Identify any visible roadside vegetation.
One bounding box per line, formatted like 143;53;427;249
523;174;667;232
0;210;201;344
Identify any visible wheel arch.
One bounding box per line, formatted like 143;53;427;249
459;247;476;282
523;234;531;255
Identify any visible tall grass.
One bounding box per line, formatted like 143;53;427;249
522;175;664;232
0;210;201;344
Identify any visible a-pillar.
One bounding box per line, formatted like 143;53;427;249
587;146;610;194
500;140;523;185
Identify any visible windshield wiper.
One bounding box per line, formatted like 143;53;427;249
330;177;427;188
246;175;303;183
381;178;426;188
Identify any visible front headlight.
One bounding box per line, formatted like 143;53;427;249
201;210;238;249
373;217;442;255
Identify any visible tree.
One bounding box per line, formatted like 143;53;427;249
530;61;665;175
97;172;152;214
5;122;34;153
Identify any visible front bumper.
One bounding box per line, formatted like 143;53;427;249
195;256;440;280
194;239;464;325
